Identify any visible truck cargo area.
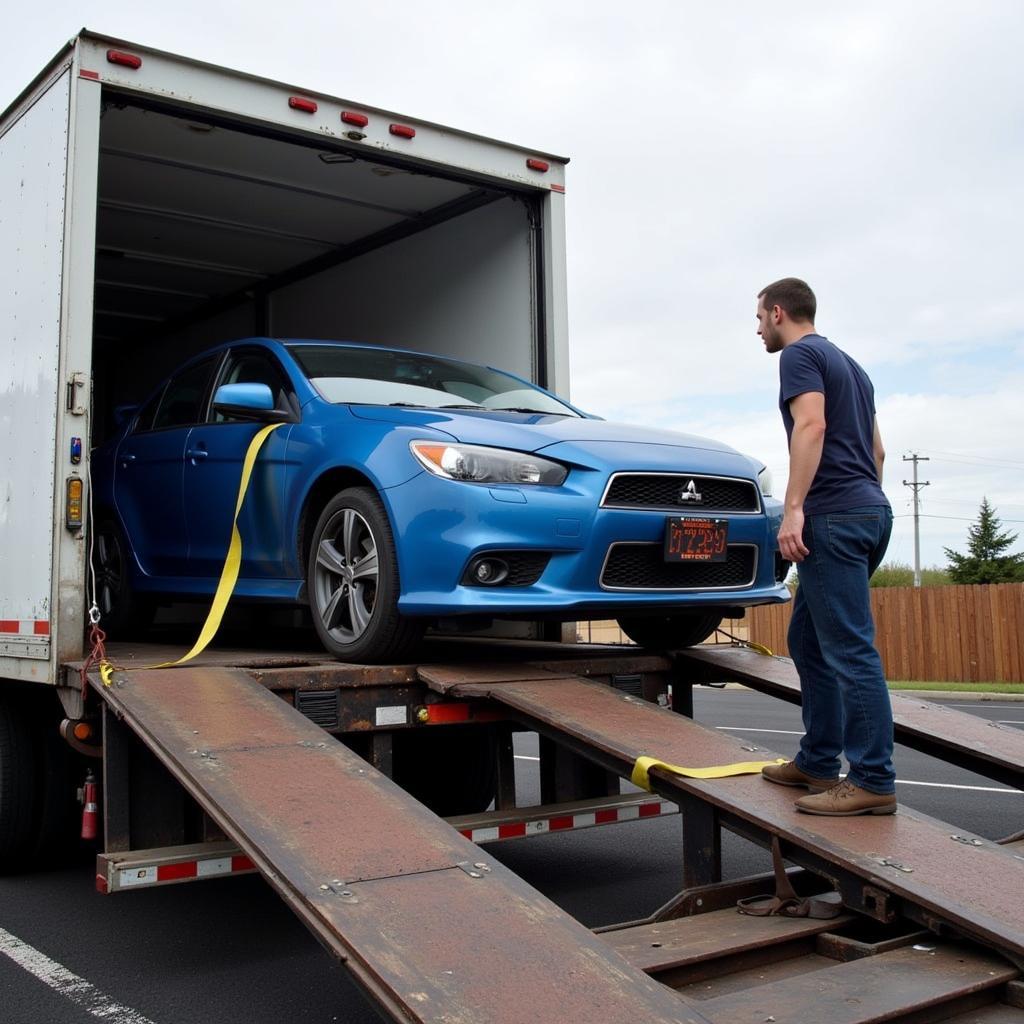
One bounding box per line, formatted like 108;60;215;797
91;95;543;443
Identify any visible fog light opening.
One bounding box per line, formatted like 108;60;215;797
469;557;509;586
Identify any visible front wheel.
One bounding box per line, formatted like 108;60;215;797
307;487;423;663
616;611;724;650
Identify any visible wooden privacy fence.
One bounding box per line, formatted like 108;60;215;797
743;583;1024;684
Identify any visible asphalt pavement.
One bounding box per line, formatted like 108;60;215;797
1;688;1021;1024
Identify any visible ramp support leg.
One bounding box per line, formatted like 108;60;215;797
681;792;721;889
102;705;132;853
495;725;517;810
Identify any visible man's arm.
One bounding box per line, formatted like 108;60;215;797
872;416;885;484
778;391;826;563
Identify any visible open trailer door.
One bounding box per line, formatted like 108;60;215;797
0;45;100;682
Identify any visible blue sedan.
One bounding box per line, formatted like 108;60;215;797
90;339;789;661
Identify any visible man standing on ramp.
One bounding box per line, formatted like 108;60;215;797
756;277;896;815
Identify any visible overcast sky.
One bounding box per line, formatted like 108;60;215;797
5;1;1023;569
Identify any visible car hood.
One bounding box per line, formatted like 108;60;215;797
348;406;745;460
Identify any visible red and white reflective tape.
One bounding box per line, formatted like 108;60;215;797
0;620;50;637
99;853;255;893
458;799;676;844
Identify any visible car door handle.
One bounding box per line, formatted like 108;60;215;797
185;448;209;461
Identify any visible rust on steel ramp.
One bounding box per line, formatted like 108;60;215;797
679;646;1024;789
420;665;1024;962
89;665;705;1024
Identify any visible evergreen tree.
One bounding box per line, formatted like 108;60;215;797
944;498;1024;584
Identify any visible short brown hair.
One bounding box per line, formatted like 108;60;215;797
758;278;816;323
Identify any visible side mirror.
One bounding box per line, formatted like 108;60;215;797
213;383;290;422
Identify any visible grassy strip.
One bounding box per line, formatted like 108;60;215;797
888;681;1024;694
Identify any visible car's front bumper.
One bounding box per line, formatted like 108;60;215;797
384;467;789;619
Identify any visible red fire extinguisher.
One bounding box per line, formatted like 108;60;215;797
81;769;99;841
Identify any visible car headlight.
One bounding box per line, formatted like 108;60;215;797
410;441;567;485
757;466;774;497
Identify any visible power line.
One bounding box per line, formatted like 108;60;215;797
893;513;1024;524
919;450;1024;471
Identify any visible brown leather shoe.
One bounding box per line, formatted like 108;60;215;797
795;779;897;816
761;760;839;792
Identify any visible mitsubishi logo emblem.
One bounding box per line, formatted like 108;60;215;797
679;479;703;504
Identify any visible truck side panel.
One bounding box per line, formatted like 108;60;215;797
0;68;71;675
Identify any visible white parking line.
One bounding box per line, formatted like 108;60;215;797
715;726;804;735
945;704;1023;711
996;720;1024;725
0;926;156;1023
514;754;540;761
895;779;1020;794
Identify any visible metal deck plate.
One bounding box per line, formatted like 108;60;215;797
679;646;1024;789
90;664;707;1024
420;668;1024;961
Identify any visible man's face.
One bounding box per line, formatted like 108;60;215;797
756;300;783;353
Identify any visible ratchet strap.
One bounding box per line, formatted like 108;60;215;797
631;754;786;792
97;422;283;682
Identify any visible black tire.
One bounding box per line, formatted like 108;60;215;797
616;611;724;650
392;727;497;817
28;697;86;862
91;518;155;638
0;696;37;872
307;487;423;663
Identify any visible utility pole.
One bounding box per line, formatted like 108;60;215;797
902;453;930;587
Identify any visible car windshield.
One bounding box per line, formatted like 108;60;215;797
288;345;579;416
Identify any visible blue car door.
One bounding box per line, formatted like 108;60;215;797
182;348;295;580
114;356;219;577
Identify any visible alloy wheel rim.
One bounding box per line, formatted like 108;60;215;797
314;508;379;644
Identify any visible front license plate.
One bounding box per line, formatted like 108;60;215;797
664;517;728;562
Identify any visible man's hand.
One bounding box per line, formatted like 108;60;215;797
778;507;809;562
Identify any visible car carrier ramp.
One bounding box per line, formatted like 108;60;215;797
419;663;1024;964
677;646;1024;789
88;664;707;1024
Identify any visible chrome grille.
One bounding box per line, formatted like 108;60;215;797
602;473;760;513
601;543;757;590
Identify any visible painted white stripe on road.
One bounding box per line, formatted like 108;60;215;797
895;779;1020;794
514;754;541;761
946;704;1023;710
715;726;804;735
0;926;156;1024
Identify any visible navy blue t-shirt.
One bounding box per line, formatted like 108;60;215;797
779;334;889;516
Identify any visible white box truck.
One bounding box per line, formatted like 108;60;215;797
0;30;569;690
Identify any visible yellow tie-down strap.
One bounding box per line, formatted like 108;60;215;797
631;755;786;792
101;422;283;682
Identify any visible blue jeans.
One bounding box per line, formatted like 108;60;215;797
789;505;895;795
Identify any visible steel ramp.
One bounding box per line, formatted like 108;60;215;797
89;665;707;1024
419;664;1024;963
678;646;1024;789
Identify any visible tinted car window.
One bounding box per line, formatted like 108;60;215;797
151;358;216;430
213;350;290;423
132;385;166;434
288;345;578;416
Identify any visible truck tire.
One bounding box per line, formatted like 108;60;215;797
392;726;497;817
307;488;423;663
616;611;723;650
92;518;155;638
0;696;38;872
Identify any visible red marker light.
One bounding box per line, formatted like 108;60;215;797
341;111;369;128
526;158;549;173
389;123;416;139
289;97;318;113
106;50;142;70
